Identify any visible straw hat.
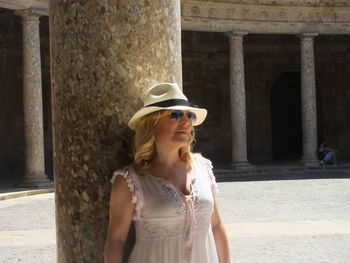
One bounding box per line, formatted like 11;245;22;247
128;83;207;129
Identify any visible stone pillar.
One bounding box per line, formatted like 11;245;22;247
226;31;253;169
49;1;182;262
15;9;50;187
299;33;319;167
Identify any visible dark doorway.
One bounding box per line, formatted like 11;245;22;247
271;72;302;160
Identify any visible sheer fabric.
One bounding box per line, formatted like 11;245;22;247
111;154;219;263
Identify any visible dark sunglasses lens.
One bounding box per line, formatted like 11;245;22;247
186;112;197;123
170;110;197;123
170;110;183;121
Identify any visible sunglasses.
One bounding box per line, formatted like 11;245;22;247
169;110;197;123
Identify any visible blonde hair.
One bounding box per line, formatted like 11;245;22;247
133;110;195;172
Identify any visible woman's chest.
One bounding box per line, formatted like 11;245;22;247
138;174;214;218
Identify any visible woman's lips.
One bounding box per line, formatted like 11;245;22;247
175;130;189;135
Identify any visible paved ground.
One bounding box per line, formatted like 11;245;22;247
219;170;350;263
1;170;350;263
0;193;56;263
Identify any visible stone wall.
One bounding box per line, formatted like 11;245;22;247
181;0;350;35
182;31;231;164
0;0;48;13
0;8;52;179
315;35;350;157
182;31;350;164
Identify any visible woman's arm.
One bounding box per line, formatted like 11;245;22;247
104;175;135;263
211;198;231;263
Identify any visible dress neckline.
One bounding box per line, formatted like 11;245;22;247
146;168;195;197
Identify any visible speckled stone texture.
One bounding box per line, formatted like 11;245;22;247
299;33;319;167
15;9;49;187
226;31;253;169
49;0;182;262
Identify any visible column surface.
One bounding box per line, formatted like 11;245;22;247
299;33;319;167
49;1;182;262
226;31;253;170
15;9;50;187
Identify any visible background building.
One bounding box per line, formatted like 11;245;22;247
1;0;349;181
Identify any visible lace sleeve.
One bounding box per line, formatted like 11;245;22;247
111;166;144;220
196;155;218;197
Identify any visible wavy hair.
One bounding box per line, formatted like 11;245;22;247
133;110;195;172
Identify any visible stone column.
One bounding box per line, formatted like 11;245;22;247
15;9;50;187
49;0;182;262
226;31;253;170
299;33;319;167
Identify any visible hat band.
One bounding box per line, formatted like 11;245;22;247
146;99;197;108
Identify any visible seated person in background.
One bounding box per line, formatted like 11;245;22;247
319;142;339;165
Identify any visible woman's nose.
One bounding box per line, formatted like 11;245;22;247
180;114;191;125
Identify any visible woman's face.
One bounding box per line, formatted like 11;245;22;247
153;110;194;149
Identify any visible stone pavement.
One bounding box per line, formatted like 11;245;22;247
0;193;55;263
218;169;350;263
0;174;54;201
1;169;350;262
215;160;350;178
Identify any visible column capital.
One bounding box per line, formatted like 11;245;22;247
298;32;318;41
15;9;42;21
225;30;248;40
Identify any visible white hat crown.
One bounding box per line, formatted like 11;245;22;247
144;83;188;107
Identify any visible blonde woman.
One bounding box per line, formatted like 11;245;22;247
105;83;230;263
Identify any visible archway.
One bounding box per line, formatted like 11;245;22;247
271;72;302;160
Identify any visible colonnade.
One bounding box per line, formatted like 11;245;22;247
226;31;319;168
11;8;322;185
12;9;321;180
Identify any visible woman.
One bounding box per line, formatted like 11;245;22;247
105;83;230;263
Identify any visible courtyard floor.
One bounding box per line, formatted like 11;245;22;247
0;169;350;262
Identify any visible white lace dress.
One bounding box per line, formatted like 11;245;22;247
111;154;219;263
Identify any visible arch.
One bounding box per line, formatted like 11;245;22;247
270;71;302;160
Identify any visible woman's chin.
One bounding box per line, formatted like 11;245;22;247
171;137;189;147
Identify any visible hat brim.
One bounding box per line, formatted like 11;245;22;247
128;106;207;129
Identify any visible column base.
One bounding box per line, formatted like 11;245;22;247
300;157;320;167
14;174;53;188
229;161;255;170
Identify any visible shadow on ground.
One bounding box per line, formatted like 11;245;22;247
216;169;350;182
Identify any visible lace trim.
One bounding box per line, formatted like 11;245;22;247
134;210;212;240
111;165;144;220
197;155;218;197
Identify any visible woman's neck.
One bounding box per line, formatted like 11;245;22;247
153;147;181;167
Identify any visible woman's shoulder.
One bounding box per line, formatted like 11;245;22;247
192;153;218;195
110;163;144;219
191;153;213;168
111;163;140;183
